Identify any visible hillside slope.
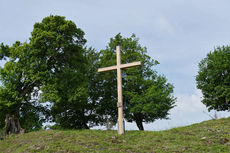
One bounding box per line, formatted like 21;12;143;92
1;117;230;152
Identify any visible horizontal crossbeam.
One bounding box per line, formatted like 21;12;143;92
98;65;117;72
120;61;141;69
98;61;141;73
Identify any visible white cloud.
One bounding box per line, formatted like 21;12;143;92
141;90;230;131
172;89;205;113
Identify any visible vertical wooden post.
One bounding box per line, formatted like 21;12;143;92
98;46;141;135
116;46;124;134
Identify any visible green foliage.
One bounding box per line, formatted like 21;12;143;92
97;33;176;130
0;128;6;140
34;16;99;129
196;46;230;111
0;15;89;131
0;112;5;129
1;117;230;152
19;101;48;132
0;41;43;131
0;15;175;132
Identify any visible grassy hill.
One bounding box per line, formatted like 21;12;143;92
1;117;230;153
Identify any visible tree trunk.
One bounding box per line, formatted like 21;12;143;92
134;114;144;131
136;120;144;131
5;114;22;135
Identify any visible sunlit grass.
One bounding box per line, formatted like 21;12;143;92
1;117;230;152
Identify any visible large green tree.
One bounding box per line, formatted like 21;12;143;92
41;48;101;129
0;41;47;134
196;46;230;111
96;34;176;130
31;15;97;129
0;15;89;133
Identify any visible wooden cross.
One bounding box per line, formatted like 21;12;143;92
98;46;141;134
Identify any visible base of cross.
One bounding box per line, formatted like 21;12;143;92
117;119;125;134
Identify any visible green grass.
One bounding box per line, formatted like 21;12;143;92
1;117;230;152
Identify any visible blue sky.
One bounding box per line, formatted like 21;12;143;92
1;0;230;130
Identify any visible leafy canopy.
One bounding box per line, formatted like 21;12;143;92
0;15;89;131
196;46;230;111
